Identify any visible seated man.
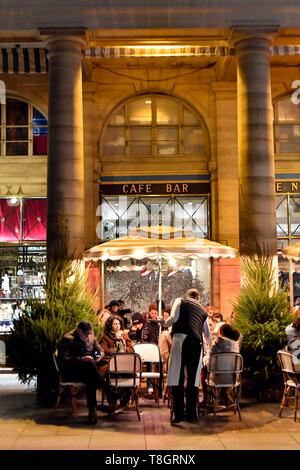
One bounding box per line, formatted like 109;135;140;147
128;312;145;345
59;320;105;425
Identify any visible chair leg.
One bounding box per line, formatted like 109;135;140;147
154;380;160;406
162;381;168;404
70;385;78;416
211;388;219;418
55;384;64;409
232;387;242;421
133;388;141;421
294;387;299;422
279;384;289;417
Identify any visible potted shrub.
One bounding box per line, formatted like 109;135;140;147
233;253;292;401
7;258;102;406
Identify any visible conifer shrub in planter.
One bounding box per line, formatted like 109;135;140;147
233;254;292;401
7;259;102;407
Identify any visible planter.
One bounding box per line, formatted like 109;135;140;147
241;372;283;403
36;364;59;408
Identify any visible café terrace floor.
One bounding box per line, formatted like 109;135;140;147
1;372;300;451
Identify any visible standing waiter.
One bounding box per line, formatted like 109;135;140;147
164;288;212;423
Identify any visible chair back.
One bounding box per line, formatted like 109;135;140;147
133;342;161;363
277;350;299;386
108;352;142;388
207;352;243;387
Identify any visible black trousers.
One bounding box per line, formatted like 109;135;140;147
61;359;104;410
172;336;201;420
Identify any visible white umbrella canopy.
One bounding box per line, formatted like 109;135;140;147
282;243;300;261
83;226;237;262
84;226;237;322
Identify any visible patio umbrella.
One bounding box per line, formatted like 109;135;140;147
84;226;238;320
282;243;300;262
282;243;300;309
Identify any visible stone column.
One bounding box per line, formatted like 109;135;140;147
46;34;86;260
233;31;276;256
83;88;98;248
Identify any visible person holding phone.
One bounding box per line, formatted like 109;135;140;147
59;320;105;425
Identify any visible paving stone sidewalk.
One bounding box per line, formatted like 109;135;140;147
0;374;300;450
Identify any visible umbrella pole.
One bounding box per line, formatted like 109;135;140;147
289;258;294;311
158;254;163;339
158;254;162;319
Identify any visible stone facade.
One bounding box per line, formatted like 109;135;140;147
1;2;300;315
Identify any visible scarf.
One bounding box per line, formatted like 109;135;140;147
109;331;127;353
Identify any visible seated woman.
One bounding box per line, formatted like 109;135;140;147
99;316;134;408
286;316;300;372
100;316;134;354
200;323;241;407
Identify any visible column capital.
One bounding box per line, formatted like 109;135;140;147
40;28;87;53
230;25;279;50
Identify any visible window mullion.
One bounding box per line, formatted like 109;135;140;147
152;96;156;157
3;102;6;157
29;104;32;157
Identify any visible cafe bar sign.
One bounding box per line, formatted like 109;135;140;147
276;181;300;193
100;181;210;196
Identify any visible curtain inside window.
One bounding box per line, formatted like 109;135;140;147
23;198;47;241
0;200;21;241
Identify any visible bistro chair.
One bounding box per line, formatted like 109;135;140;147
206;352;243;420
53;352;85;415
133;342;162;405
107;352;142;420
277;350;300;422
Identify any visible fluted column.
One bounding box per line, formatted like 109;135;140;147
46;35;86;260
234;32;276;256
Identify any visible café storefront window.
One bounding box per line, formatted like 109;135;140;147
100;194;209;241
276;192;300;302
99;185;211;312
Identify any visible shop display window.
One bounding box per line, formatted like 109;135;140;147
0;245;46;333
0;197;46;242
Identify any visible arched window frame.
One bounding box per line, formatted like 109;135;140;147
0;96;48;158
101;94;208;160
273;94;300;155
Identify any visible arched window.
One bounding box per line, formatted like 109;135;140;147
103;95;207;157
0;97;48;157
274;95;300;154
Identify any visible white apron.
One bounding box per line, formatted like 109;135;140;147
167;333;203;387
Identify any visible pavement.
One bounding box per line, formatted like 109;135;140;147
0;373;300;451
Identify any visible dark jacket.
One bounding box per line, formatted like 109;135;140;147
59;328;103;362
172;298;207;343
142;320;159;344
128;327;144;344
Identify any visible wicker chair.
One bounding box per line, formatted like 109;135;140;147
277;350;300;422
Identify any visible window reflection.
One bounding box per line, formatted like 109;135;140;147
1;98;48;157
100;195;209;240
103;95;206;157
274;96;300;154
